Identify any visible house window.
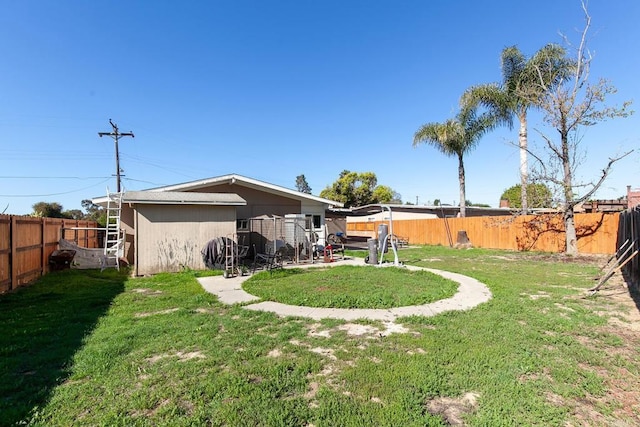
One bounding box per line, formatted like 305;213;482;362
236;219;249;230
312;215;321;229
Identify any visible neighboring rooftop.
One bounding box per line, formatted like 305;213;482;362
628;186;640;209
329;204;514;218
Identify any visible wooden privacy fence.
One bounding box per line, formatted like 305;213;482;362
0;215;99;293
347;212;620;255
617;208;640;288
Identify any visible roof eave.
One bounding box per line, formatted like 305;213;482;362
150;173;344;207
124;200;247;206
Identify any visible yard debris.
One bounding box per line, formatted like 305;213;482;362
588;239;638;294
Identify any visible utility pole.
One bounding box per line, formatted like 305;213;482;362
98;119;134;193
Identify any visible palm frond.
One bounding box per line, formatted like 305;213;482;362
413;120;463;157
501;46;526;91
461;84;514;130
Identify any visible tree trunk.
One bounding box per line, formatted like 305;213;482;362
564;206;578;255
560;124;576;254
518;111;528;214
458;154;466;218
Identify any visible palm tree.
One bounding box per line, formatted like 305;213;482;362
413;105;501;217
461;44;568;214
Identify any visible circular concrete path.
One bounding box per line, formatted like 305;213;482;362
197;258;492;322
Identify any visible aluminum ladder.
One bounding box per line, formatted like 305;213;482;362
103;190;124;270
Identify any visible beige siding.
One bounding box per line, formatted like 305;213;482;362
135;205;236;275
120;204;136;264
189;184;301;218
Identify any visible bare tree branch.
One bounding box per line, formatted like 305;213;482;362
571;150;634;206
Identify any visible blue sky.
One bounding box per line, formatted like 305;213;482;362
1;1;638;215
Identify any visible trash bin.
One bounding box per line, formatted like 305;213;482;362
366;238;378;265
49;249;76;271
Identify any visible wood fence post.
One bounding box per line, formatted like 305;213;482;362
10;216;17;291
41;218;46;275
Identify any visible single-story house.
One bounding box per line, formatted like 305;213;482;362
92;174;342;276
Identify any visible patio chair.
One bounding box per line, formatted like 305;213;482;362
252;244;283;273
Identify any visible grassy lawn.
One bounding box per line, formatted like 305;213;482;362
1;246;639;426
242;266;459;308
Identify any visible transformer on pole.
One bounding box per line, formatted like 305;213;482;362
98;119;134;193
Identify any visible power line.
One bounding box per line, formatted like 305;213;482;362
119;154;201;179
122;177;170;186
0;151;110;160
98;119;134;192
0;176;111;179
0;178;112;197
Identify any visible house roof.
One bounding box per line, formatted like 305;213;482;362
122;191;246;206
147;173;343;207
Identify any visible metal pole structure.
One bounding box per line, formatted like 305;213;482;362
379;204;400;267
98;119;134;193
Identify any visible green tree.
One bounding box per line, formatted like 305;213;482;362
295;174;312;194
500;183;553;209
31;200;107;224
81;199;106;227
32;202;66;218
461;43;568;214
371;185;402;204
319;171;399;207
413;103;502;217
63;209;84;220
390;191;403;204
466;200;491;208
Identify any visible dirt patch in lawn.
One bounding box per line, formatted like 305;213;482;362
131;288;163;295
145;351;206;364
592;283;640;423
135;308;180;318
426;392;480;426
307;321;410;339
564;272;640;425
516;253;610;265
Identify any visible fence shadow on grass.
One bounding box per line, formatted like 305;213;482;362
623;271;640;315
618;209;640;314
0;268;127;425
